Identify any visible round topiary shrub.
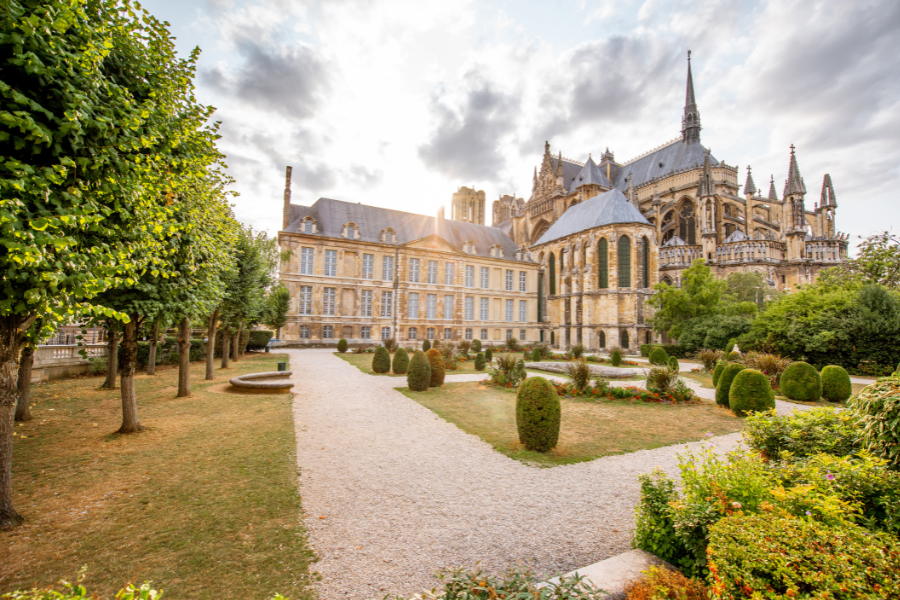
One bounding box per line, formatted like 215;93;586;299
516;376;561;452
726;351;741;361
726;338;738;353
485;348;493;362
780;361;822;402
407;350;431;392
716;363;746;407
392;347;409;374
848;375;900;467
472;339;482;353
668;356;680;372
425;348;445;387
474;352;486;371
372;346;391;373
531;348;541;361
712;361;726;386
821;365;852;403
649;347;668;366
611;349;622;366
422;339;431;352
337;338;348;353
729;368;775;416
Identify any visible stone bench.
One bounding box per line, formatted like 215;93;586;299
229;371;295;390
525;362;641;379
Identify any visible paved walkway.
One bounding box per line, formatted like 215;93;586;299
287;349;813;599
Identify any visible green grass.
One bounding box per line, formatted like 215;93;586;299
1;354;314;600
397;381;744;467
335;351;529;376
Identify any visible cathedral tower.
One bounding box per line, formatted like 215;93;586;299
451;186;486;225
681;51;701;144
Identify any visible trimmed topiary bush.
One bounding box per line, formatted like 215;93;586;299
668;356;679;372
649;347;669;366
780;361;822;402
372;346;391;373
726;338;738;353
485;348;493;362
729;368;775;417
407;350;431;392
337;338;348;353
247;330;274;351
726;351;741;361
712;361;726;386
392;347;409;374
821;365;852;403
422;339;431;352
474;352;486;371
610;349;622;366
848;375;900;467
531;348;541;361
425;348;445;387
471;339;482;353
716;363;746;407
515;376;561;452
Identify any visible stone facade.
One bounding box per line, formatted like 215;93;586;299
451;186;485;225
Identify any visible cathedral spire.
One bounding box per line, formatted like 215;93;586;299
768;175;778;201
784;144;806;197
820;174;837;208
744;166;756;196
697;149;713;197
681;50;701;144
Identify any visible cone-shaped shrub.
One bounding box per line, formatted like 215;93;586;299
516;376;561;452
649;347;668;366
611;349;622;366
668;356;680;372
485;348;493;362
474;352;486;371
712;361;726;386
392;347;409;374
821;365;852;403
372;346;391;373
337;338;348;353
472;339;482;353
422;339;431;352
729;368;775;416
727;351;741;361
532;348;541;361
716;363;746;407
407;350;431;391
780;361;822;402
425;348;445;387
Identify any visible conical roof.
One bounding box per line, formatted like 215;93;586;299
532;188;650;246
744;166;756;196
768;176;778;201
784;145;807;197
820;174;837;208
573;155;611;188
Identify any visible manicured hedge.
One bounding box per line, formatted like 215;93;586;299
648;347;669;366
422;339;431;352
471;339;481;353
780;361;822;402
610;349;622;366
743;407;861;460
425;348;445;387
715;363;745;407
729;368;775;417
392;347;409;374
515;376;560;452
821;365;852;403
372;346;391;373
640;344;687;358
337;338;348;353
127;338;205;368
712;361;726;386
485;348;493;362
474;352;485;371
246;330;274;351
667;357;679;372
407;350;431;392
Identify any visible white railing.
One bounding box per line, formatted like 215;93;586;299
34;344;108;369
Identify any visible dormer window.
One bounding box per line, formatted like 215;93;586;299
490;245;503;258
301;217;316;234
380;228;396;243
463;241;475;254
343;222;359;239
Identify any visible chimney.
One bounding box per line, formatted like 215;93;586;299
437;206;445;220
282;166;292;230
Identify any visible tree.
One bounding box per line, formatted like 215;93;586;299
649;260;725;339
263;284;290;339
847;231;900;288
722;271;779;312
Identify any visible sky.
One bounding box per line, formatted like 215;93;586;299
141;0;900;250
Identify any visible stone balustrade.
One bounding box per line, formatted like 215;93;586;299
715;239;785;264
32;344;108;382
805;240;846;262
659;244;703;267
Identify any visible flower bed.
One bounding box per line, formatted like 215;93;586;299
551;381;694;404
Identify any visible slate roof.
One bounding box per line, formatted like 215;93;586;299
532;188;651;247
613;139;717;192
549;157;586;192
572;156;611;189
284;198;531;261
724;229;748;243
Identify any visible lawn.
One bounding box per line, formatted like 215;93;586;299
397;381;744;467
336;351;530;376
1;353;314;600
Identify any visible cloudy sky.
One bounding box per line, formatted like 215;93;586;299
142;0;900;249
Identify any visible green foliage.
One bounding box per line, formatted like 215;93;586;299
648;346;668;365
484;348;493;362
632;470;689;571
471;339;482;353
744;408;861;460
780;361;822;402
531;348;541;361
337;338;348;353
837;230;900;289
564;359;592;393
488;354;525;387
726;338;739;353
712;361;725;386
422;339;431;352
740;351;793;390
641;344;688;359
715;363;745;407
848;375;900;468
246;330;274;351
609;349;622;366
568;344;584;359
726;351;740;361
696;349;724;372
728;369;775;417
515;377;560;452
1;581;164;600
406;350;431;392
425;348;445;387
391;347;409;374
667;356;679;372
675;314;753;354
649;260;726;339
821;365;852;403
261;285;290;333
707;514;900;599
372;346;391;373
474;352;486;371
722;271;781;310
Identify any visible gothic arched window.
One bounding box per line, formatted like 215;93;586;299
641;236;650;288
598;330;606;348
618;236;631;288
620;330;629;348
597;238;608;289
549;253;556;295
679;202;696;244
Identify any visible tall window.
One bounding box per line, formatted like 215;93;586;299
427;260;437;284
299;286;312;315
465;297;474;320
443;295;453;319
323;288;336;315
519;271;527;292
408;327;418;340
598;330;606;347
505;299;513;322
381;326;391;340
465;328;473;339
481;267;489;289
618;236;631;288
426;294;437;319
409;258;420;282
620;330;629;348
465;265;474;287
361;326;370;340
324;250;337;277
300;325;310;339
598;239;609;289
362;254;374;279
323;325;333;339
346;224;355;239
445;263;455;285
382;255;394;281
427;327;435;340
506;329;512;339
480;298;489;321
444;328;452;340
519;300;527;322
303;220;313;234
641;237;650;288
480;328;488;340
549;253;556;295
300;247;314;275
381;291;393;317
505;270;513;291
519;329;526;341
360;290;373;317
408;293;419;318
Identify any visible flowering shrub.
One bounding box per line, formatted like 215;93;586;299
389;564;602;599
550;380;688;404
743;408;860;461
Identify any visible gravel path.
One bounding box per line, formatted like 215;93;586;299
287;350;811;600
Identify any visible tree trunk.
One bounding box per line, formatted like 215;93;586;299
177;317;190;398
15;344;33;422
0;316;27;527
147;320;160;375
101;329;118;389
221;326;231;369
276;326;282;340
232;321;242;362
118;318;142;434
206;308;219;381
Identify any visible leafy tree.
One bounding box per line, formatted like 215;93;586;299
263;284;290;339
722;271;779;312
649;260;725;339
846;231;900;288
